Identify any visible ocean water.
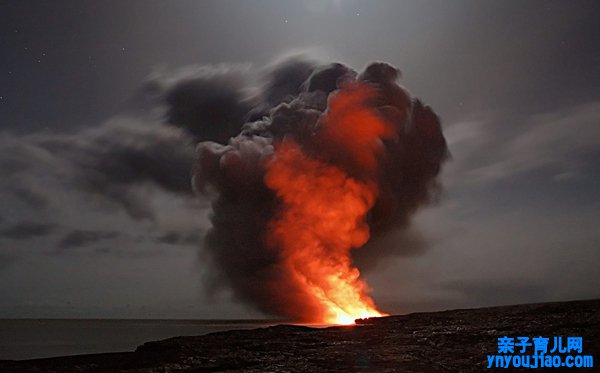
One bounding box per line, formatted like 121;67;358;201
0;319;276;360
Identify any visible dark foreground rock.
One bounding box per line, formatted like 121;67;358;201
1;299;599;372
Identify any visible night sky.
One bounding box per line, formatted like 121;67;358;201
1;0;599;318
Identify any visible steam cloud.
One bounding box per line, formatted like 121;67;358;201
163;57;448;320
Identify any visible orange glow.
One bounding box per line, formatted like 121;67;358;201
264;83;390;324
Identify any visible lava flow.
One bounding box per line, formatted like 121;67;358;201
264;84;391;324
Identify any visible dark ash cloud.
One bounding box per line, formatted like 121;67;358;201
187;59;448;320
146;65;254;144
148;56;324;144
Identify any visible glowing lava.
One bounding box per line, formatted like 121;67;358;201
264;83;391;324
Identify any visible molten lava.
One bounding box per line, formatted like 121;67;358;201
264;83;391;324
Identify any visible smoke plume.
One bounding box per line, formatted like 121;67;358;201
182;58;448;323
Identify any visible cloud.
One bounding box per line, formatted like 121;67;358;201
0;117;194;221
441;278;550;307
0;58;289;268
145;64;254;143
377;190;600;313
0;113;208;276
10;186;50;209
57;230;121;250
191;60;448;320
259;55;318;108
0;221;56;240
156;231;202;246
146;55;323;144
0;253;15;271
447;101;600;186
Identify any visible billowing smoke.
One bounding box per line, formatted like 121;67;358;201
169;57;448;322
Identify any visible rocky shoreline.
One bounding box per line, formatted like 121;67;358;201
2;299;598;372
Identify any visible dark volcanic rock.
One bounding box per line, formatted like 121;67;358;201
2;299;599;372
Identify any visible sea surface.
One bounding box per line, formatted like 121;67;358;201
0;319;277;360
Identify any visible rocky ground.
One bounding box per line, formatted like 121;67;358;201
1;299;598;372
